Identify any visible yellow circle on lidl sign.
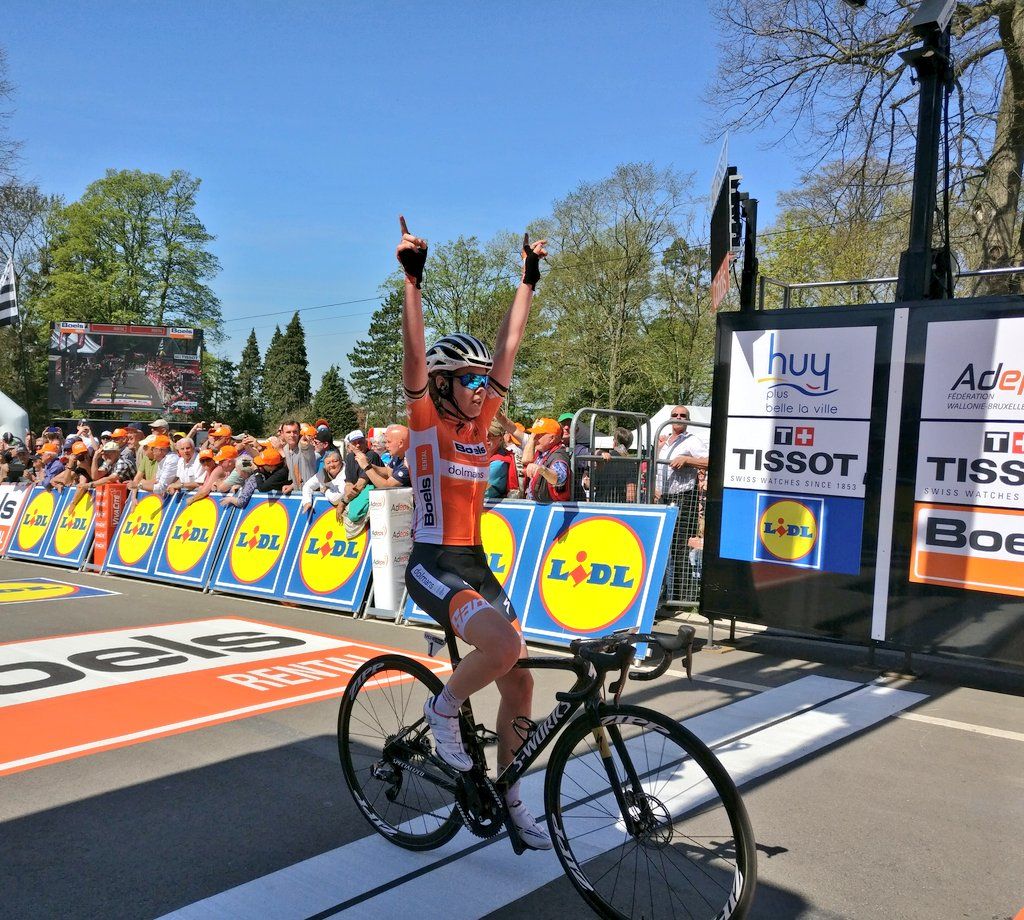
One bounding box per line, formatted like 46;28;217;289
16;491;56;551
164;497;219;573
54;493;95;556
481;510;516;587
229;501;290;584
298;508;367;594
538;516;646;634
0;580;78;603
758;498;818;562
117;494;165;566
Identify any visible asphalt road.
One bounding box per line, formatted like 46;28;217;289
2;556;1021;920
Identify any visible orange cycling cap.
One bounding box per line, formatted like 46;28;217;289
71;441;90;455
300;423;317;439
527;417;561;436
150;435;171;449
111;428;128;438
254;446;283;466
198;449;215;461
210;425;232;437
213;445;239;463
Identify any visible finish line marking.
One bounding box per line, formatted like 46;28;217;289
160;675;925;919
896;711;1024;743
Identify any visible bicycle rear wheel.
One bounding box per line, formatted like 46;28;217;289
338;654;461;851
544;704;756;919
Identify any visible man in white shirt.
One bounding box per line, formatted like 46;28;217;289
656;406;708;603
300;449;347;516
167;437;204;493
137;435;180;495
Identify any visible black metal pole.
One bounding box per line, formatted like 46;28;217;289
739;198;758;312
896;24;952;302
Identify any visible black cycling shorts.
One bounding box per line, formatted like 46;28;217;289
405;542;519;640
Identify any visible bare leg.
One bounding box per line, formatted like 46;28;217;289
446;608;522;702
494;645;532;772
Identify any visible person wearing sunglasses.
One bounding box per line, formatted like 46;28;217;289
397;216;553;851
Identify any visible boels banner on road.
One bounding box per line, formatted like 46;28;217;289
150;495;236;588
404;500;677;647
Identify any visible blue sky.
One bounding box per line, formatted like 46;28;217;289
5;2;803;385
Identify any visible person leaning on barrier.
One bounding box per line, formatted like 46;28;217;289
523;417;572;503
300;448;347;512
221;447;290;508
137;435;179;494
353;424;410;491
485;418;519;500
184;444;238;505
165;438;204;493
280;420;318;489
592;426;638;503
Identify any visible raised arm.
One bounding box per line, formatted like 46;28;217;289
397;215;428;398
490;234;547;387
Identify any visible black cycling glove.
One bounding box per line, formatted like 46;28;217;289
522;233;542;290
398;243;427;289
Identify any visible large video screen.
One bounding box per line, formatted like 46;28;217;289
48;322;203;416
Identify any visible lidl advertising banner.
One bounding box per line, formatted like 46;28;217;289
517;503;677;646
211;495;307;598
280;496;373;613
403;501;540;627
150;495;235;588
720;325;876;574
104;492;173;576
39;491;97;567
910;316;1024;597
0;617;450;776
0;484;31;555
6;487;61;561
0;577;119;606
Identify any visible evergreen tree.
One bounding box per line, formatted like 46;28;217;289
235;328;265;434
347;290;405;426
209;357;240;426
312;365;358;435
265;312;311;420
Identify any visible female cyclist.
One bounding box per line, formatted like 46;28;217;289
397;216;551;850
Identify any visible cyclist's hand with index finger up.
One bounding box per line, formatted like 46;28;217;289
521;233;548;289
397;215;428;288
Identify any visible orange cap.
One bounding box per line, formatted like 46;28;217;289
300;423;317;438
527;417;561;436
71;441;90;456
254;446;283;466
198;449;215;461
111;428;128;438
213;445;239;463
150;434;171;449
210;425;232;438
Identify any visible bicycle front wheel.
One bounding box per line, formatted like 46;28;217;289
544;704;756;919
338;654;461;851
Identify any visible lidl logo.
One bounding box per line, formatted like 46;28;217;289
16;491;55;551
53;494;95;556
298;508;366;594
116;494;165;566
0;578;118;605
539;517;646;633
756;332;836;397
228;501;290;584
165;497;219;574
755;496;822;565
481;510;516;587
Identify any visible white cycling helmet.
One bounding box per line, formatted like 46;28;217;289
425;333;493;374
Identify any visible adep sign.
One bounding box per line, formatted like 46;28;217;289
0;617;449;776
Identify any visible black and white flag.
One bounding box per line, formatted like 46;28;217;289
0;258;17;327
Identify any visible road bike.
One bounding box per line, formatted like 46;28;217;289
337;625;757;919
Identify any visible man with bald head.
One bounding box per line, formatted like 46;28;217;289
353;424;410;489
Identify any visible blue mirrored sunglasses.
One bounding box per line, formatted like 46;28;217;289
455;372;489;390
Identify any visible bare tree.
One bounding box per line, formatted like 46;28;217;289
0;47;20;179
709;0;1022;286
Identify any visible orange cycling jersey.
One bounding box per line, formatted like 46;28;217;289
407;387;503;545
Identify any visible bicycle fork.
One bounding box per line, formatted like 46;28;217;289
589;710;647;839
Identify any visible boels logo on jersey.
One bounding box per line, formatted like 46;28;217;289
299;509;366;594
756;498;819;564
481;510;516;587
116;494;165;566
53;494;95;557
539;517;646;633
16;491;56;551
228;501;290;584
164;497;219;573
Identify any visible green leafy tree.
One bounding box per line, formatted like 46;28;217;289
312;365;358;435
38;169;223;334
347;290;405;426
235;329;265;434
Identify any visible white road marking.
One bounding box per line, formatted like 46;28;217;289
896;712;1024;742
161;675;913;920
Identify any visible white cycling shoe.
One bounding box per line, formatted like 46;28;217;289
507;799;553;850
423;697;473;772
